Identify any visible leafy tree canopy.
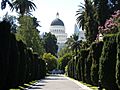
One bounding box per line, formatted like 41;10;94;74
58;53;72;72
43;53;58;71
42;32;58;57
16;15;45;56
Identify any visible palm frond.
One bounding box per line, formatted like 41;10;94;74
1;0;13;10
11;0;36;15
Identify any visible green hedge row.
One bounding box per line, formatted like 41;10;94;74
58;53;72;73
0;21;46;89
116;32;120;89
99;34;118;90
91;41;103;85
67;33;120;89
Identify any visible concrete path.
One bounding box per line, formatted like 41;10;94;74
25;75;92;90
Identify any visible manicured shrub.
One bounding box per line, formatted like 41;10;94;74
67;59;74;78
58;53;72;73
39;58;46;79
99;34;118;90
17;40;28;85
116;32;120;89
7;34;20;88
25;48;34;82
84;49;92;84
0;20;46;89
33;53;46;80
0;21;17;89
79;49;89;82
76;53;82;81
90;41;103;85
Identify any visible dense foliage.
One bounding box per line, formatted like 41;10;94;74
42;32;58;57
98;10;120;34
16;15;45;57
90;41;103;85
58;53;72;73
0;21;46;89
80;49;89;82
116;32;120;89
43;53;58;71
99;35;118;90
0;0;47;89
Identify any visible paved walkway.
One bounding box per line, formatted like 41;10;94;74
25;75;92;90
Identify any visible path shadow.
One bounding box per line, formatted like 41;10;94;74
28;86;42;89
25;75;67;90
32;84;45;86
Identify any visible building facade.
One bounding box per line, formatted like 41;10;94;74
50;13;67;51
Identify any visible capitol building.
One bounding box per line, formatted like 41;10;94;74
50;12;67;51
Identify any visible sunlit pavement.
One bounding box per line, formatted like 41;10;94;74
25;75;92;90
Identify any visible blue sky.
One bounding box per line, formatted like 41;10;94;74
0;0;84;37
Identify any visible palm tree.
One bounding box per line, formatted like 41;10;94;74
71;34;81;56
11;0;36;16
1;0;13;9
71;34;82;79
76;3;85;30
76;0;99;44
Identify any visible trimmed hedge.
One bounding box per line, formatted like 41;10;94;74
99;34;118;90
85;48;92;84
67;59;74;78
90;41;103;85
80;49;89;82
116;32;120;89
0;21;46;89
58;53;72;73
76;53;82;81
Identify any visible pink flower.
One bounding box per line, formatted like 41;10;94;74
98;10;120;35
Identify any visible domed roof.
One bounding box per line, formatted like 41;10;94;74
51;12;64;26
51;18;64;26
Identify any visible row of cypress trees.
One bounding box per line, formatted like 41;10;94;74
67;33;120;90
0;21;46;89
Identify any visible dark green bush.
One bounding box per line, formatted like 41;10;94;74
99;34;118;90
67;59;74;78
58;53;72;73
79;49;89;82
39;58;46;79
116;32;120;89
17;40;28;85
85;49;92;84
0;21;10;90
33;53;46;80
25;48;34;82
7;34;20;88
90;41;103;85
0;20;46;89
76;53;82;81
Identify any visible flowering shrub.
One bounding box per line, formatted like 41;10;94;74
98;10;120;35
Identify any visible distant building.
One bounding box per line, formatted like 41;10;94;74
50;12;67;51
74;24;86;41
